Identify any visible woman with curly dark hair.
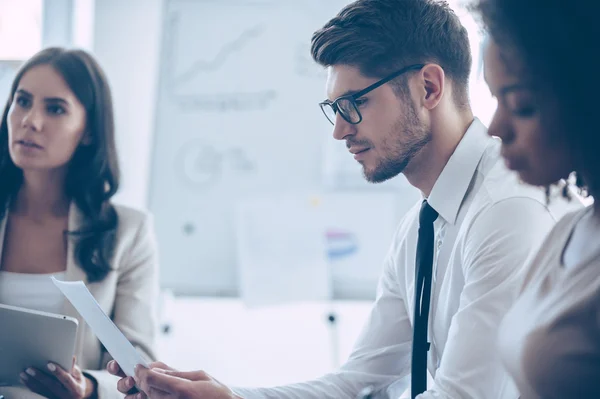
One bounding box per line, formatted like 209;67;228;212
0;47;159;399
473;0;600;397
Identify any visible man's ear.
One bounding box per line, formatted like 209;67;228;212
419;64;445;110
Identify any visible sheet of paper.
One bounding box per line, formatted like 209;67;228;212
51;277;149;377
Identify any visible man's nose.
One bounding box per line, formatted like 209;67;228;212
332;113;356;141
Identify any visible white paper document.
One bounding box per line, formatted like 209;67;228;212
51;277;149;377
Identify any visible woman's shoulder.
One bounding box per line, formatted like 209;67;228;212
112;203;153;230
110;204;158;269
522;206;589;285
530;206;588;261
111;203;156;246
547;206;590;241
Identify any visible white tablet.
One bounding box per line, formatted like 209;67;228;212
0;303;78;387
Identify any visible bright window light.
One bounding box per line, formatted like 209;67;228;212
0;0;43;60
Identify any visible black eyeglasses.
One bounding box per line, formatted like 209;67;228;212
319;64;425;125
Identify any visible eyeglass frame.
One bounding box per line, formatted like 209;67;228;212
319;64;426;125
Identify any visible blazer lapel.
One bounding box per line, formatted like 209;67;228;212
63;203;89;285
62;203;89;357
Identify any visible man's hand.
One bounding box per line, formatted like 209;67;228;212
107;360;241;399
21;357;96;399
107;360;174;397
133;366;240;399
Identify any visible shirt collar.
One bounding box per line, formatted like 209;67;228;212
427;118;491;225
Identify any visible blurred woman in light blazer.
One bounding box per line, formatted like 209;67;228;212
0;47;159;399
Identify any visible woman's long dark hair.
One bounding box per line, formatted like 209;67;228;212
472;0;600;200
0;47;120;282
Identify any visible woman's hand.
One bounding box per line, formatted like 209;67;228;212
21;357;96;399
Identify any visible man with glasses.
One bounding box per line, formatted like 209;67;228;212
108;1;575;398
319;64;425;126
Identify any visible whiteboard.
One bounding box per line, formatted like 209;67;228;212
147;0;421;298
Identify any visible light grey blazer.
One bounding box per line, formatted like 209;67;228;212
0;203;160;399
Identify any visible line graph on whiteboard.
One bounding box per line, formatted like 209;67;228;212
163;10;277;112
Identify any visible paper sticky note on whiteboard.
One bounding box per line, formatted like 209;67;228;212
51;277;149;376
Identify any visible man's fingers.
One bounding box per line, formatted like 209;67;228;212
136;366;184;394
149;362;176;371
154;368;210;382
147;386;175;399
107;360;127;377
126;387;170;399
117;376;138;394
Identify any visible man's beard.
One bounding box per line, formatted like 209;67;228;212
364;103;432;183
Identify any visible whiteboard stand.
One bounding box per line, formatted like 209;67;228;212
326;308;340;369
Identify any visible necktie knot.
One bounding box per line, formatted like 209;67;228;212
419;200;438;226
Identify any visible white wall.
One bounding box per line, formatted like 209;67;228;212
157;298;412;396
92;0;164;210
157;298;374;387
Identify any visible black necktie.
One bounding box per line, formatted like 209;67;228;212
411;200;438;399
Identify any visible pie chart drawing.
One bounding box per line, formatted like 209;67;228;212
178;141;223;187
177;140;257;189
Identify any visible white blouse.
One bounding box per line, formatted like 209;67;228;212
498;206;600;398
0;271;66;314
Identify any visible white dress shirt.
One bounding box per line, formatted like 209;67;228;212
233;118;578;399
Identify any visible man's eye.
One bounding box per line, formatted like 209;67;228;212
355;98;368;107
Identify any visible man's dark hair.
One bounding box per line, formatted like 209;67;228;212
473;0;600;198
311;0;472;108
